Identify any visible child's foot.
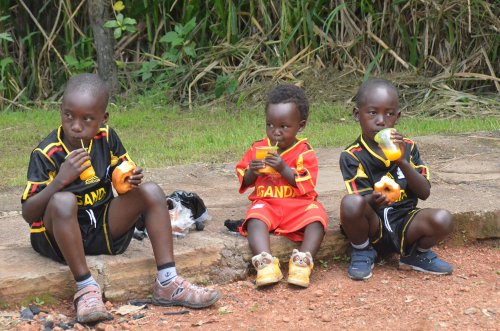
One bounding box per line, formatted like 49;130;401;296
287;249;313;287
152;276;220;309
74;285;112;324
399;250;452;275
348;247;377;280
252;252;283;287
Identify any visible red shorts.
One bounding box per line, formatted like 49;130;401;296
239;198;328;242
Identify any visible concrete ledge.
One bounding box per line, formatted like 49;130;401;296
1;210;498;305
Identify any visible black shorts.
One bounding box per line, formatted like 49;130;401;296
371;206;421;256
30;202;135;264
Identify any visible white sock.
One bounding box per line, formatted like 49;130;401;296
76;275;99;291
351;239;370;250
158;266;177;286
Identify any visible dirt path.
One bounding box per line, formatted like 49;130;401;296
1;242;498;330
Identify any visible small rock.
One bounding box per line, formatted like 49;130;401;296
120;322;131;330
44;320;54;329
73;323;85;331
20;307;34;320
57;314;68;322
460;286;471;292
57;322;71;330
464;307;478;315
105;301;114;309
282;317;290;323
53;327;63;331
29;305;42;315
96;323;114;331
321;314;332;322
132;313;145;320
314;290;324;297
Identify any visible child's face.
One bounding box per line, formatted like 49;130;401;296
265;102;305;149
60;91;108;150
353;86;400;142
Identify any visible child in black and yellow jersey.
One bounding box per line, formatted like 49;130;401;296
339;78;453;280
21;74;219;324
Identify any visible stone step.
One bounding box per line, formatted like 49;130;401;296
1;209;498;305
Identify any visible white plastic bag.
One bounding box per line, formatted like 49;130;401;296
168;198;195;237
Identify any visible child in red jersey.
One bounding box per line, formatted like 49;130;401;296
236;85;328;288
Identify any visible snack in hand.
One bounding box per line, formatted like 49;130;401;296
80;160;95;181
374;175;400;203
112;161;136;194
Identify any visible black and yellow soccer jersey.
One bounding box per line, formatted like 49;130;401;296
339;134;429;211
21;125;133;225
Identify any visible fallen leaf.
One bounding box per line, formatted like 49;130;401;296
114;304;146;316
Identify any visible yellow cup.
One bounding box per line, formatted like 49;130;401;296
255;146;278;174
374;128;402;161
80;159;96;181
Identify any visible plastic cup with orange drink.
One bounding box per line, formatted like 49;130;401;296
255;145;278;174
374;128;402;161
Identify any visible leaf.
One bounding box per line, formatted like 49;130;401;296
159;31;180;44
0;57;14;68
183;17;197;35
183;45;196;58
218;306;232;315
104;20;119;29
123;17;137;26
64;55;79;67
114;304;146;316
125;25;137;33
114;27;122;39
116;13;124;24
0;32;13;42
113;1;125;13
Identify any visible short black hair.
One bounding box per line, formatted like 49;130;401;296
355;78;399;108
266;84;309;121
63;73;110;107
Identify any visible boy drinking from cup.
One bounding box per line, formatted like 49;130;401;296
339;78;453;280
236;85;328;288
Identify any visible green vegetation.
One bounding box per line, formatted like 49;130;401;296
19;293;58;307
2;103;498;188
1;0;498;108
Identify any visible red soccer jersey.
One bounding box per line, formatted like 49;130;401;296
236;137;319;201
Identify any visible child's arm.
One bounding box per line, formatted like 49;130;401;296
22;148;89;223
392;130;430;200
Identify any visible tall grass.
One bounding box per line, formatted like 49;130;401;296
0;0;498;108
1;102;498;187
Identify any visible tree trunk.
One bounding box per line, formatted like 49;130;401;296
87;0;119;97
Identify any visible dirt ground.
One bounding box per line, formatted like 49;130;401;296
1;242;498;331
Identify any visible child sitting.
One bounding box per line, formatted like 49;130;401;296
339;78;453;280
236;84;328;288
21;73;220;323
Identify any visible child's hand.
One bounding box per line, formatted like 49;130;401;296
128;166;144;188
370;191;393;207
262;152;285;173
390;129;406;162
249;159;266;174
58;148;89;186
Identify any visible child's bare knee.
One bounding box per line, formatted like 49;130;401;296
340;194;364;214
432;209;453;235
138;182;166;204
48;192;78;215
